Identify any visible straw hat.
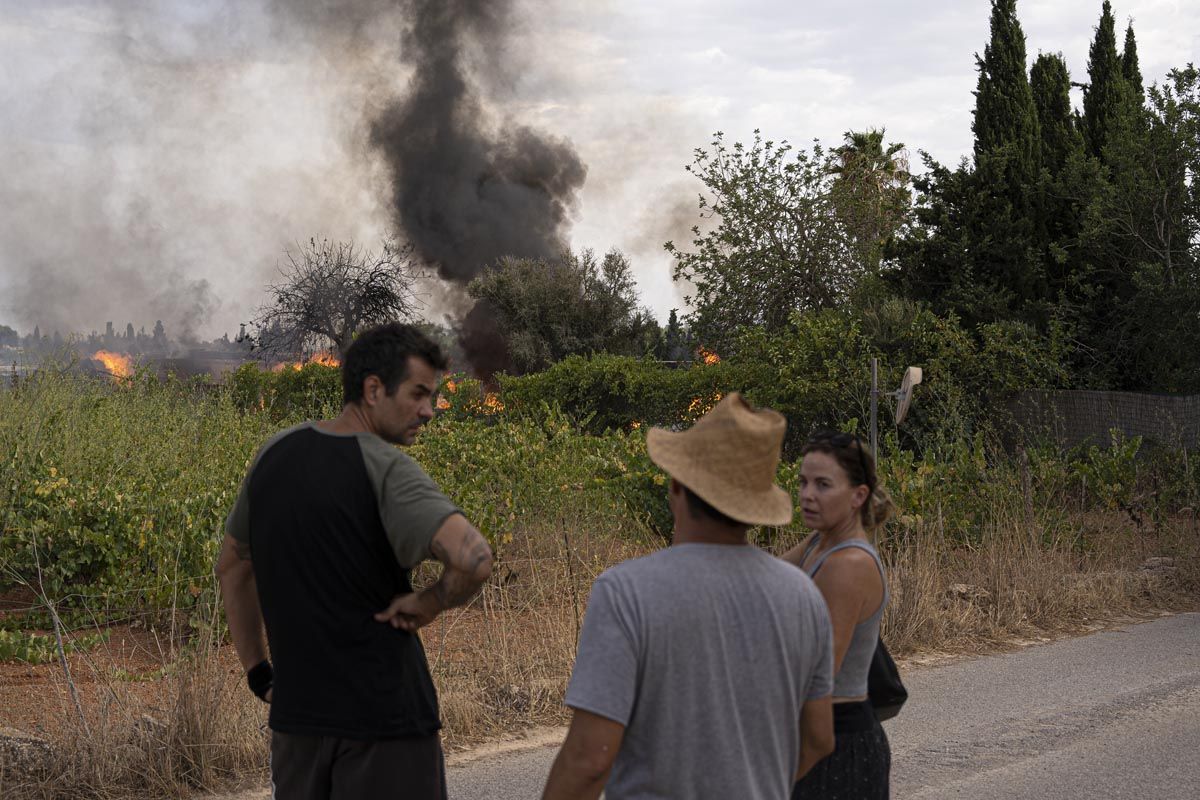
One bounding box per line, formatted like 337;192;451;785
646;392;793;527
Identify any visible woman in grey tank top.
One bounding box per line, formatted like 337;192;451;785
781;431;895;800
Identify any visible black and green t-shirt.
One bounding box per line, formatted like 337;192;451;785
226;422;461;739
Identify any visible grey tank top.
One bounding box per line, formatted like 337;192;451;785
801;535;888;698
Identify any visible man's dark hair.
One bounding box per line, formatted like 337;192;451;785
341;323;448;405
683;486;744;528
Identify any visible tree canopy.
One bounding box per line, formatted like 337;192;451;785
888;2;1200;392
253;238;425;358
666;130;892;349
466;249;659;375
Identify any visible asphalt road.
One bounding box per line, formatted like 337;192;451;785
447;613;1200;799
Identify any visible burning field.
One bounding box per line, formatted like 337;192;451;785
270;352;341;372
21;342;341;386
89;350;134;378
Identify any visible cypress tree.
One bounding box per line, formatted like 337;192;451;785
962;0;1045;324
1121;21;1144;104
663;308;683;362
972;0;1041;182
1029;51;1091;334
1030;52;1083;176
1083;1;1127;159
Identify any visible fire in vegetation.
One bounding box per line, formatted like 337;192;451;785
688;391;723;417
92;350;134;378
697;347;721;366
271;352;340;372
311;352;340;368
436;378;458;411
433;378;503;414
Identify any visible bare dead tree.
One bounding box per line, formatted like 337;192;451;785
252;238;427;358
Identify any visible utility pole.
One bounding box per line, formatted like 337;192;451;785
870;357;879;456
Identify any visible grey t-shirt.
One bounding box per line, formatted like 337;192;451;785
565;543;833;800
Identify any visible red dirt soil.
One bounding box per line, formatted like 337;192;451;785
0;584;245;739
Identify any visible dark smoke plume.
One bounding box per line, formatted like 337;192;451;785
370;0;588;375
1;1;586;364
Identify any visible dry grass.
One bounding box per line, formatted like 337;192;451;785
427;510;652;750
2;510;1196;799
0;645;266;800
876;512;1199;656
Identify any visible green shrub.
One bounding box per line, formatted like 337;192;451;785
229;361;341;422
2;353;1191;629
1;368;273;616
494;307;1070;455
411;407;671;542
499;354;739;434
0;628;110;664
0;365;673;618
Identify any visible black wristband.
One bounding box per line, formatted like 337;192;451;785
247;660;273;702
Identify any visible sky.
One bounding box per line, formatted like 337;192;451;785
0;0;1197;340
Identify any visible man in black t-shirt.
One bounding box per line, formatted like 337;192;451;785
215;323;493;799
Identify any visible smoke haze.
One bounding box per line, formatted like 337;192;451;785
0;1;593;361
0;1;712;352
0;2;405;340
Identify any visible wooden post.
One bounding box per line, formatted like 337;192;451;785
1019;446;1037;549
870;358;879;456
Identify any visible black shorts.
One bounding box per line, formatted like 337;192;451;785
270;731;446;800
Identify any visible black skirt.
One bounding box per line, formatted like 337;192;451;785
792;700;891;800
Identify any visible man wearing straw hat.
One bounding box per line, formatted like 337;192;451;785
542;393;836;800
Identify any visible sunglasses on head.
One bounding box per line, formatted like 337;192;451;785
809;430;874;492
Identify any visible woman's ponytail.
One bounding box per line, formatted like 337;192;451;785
862;484;896;531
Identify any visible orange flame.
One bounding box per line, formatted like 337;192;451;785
310;352;340;368
272;352;340;372
93;350;133;378
687;391;723;417
481;393;505;414
697;346;720;366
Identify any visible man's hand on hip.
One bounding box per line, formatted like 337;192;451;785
375;591;442;633
375;515;493;633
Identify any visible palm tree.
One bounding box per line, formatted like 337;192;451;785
830;129;911;271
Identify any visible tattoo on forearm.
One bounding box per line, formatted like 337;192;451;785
429;535;492;610
461;537;493;572
430;536;449;563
